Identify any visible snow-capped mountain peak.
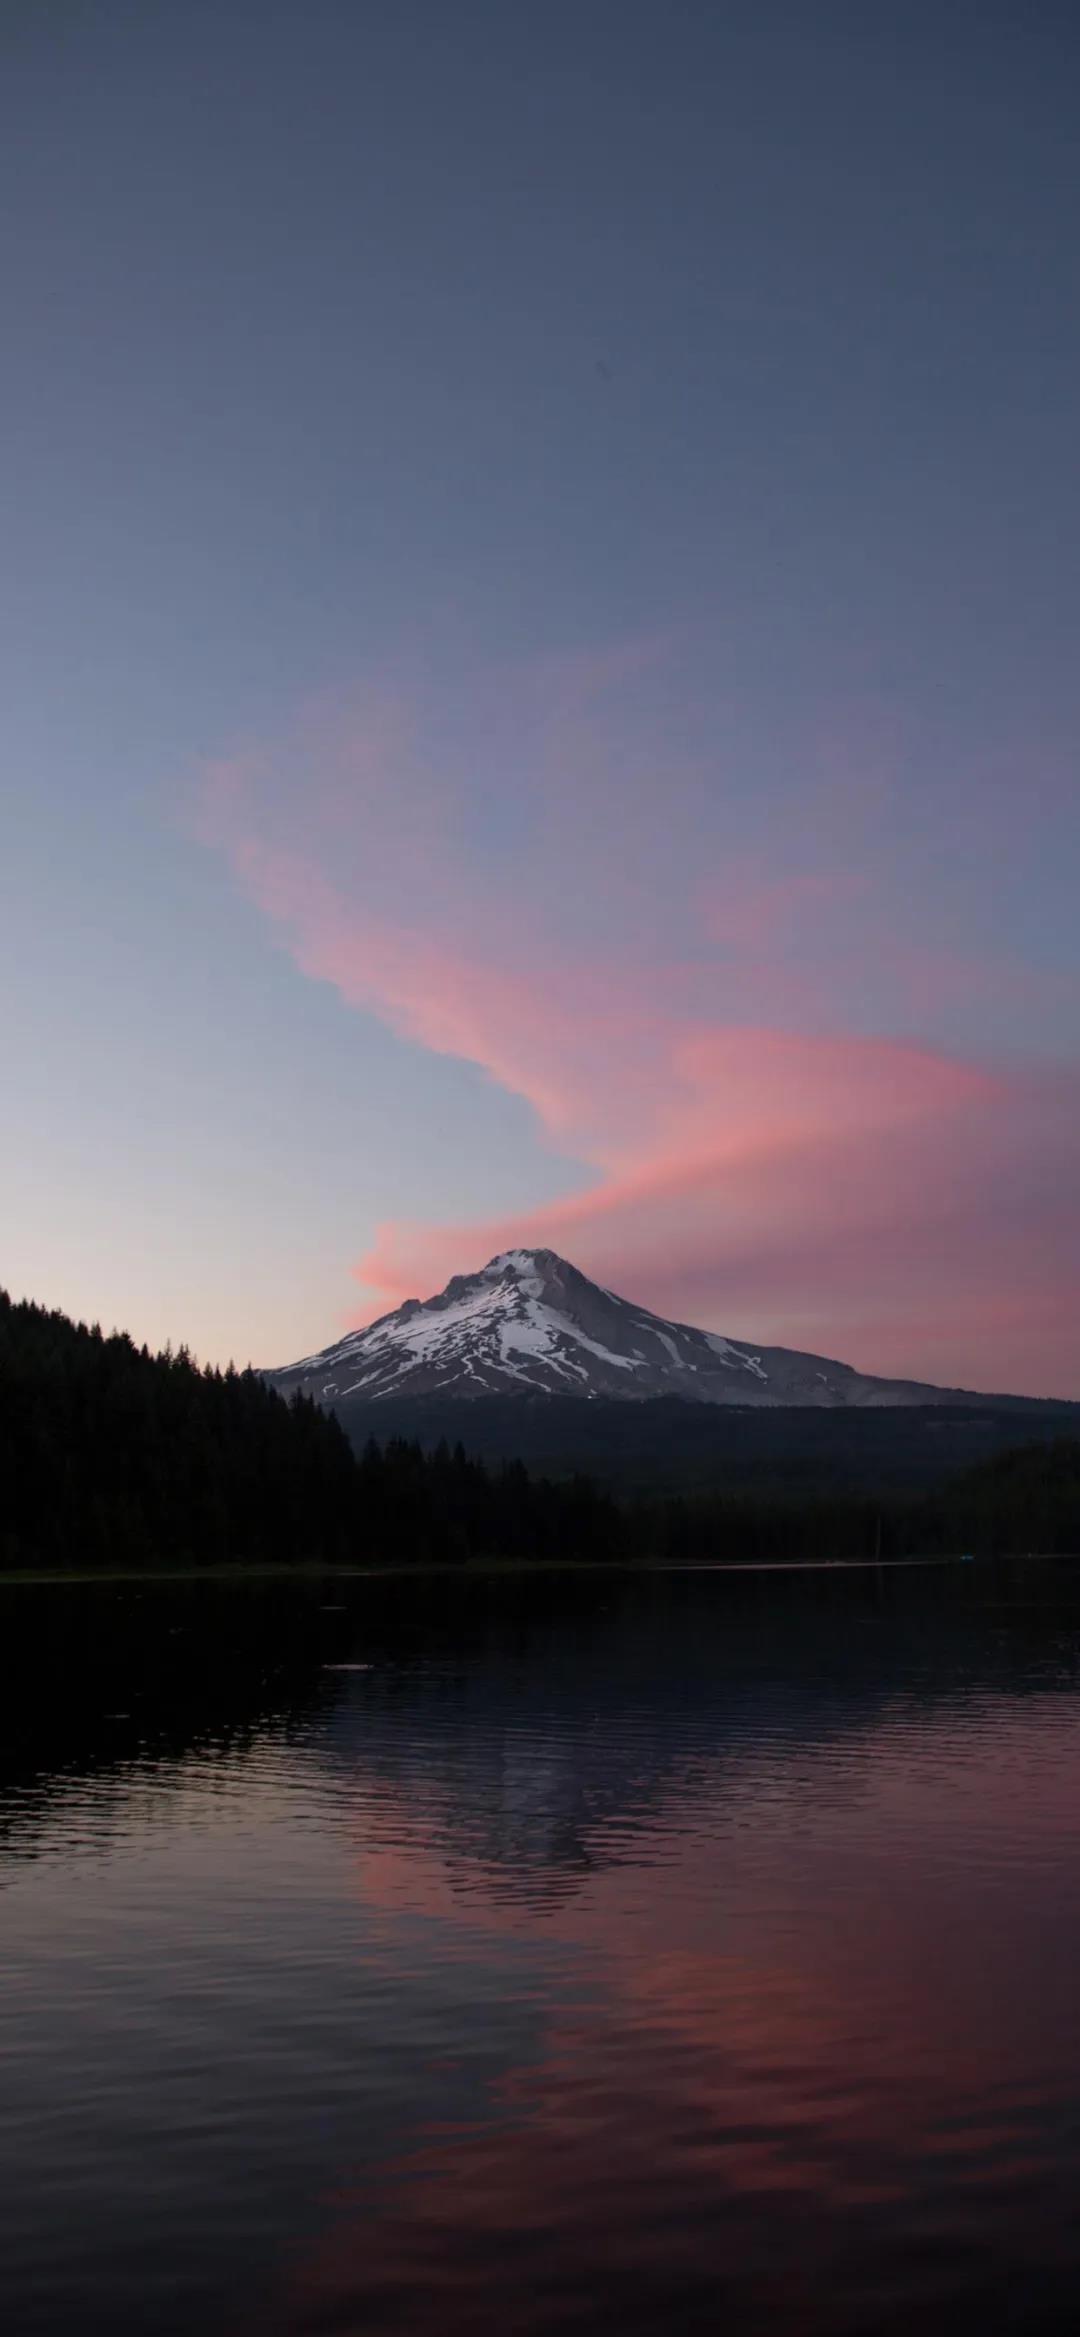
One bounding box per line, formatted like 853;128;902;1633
270;1248;954;1409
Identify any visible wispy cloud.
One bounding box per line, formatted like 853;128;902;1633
193;640;1080;1395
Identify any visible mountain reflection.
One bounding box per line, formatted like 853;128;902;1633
258;1585;1080;2337
4;1563;1080;1904
321;1565;1080;1917
8;1567;1080;2337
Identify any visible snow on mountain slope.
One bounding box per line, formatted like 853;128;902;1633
269;1248;960;1409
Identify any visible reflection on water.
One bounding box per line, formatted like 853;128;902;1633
6;1565;1080;2334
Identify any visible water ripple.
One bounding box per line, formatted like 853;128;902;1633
4;1566;1080;2333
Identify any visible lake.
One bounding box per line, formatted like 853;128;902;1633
6;1561;1080;2334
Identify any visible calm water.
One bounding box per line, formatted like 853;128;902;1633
6;1563;1080;2335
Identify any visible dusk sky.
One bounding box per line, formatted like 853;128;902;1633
4;0;1080;1394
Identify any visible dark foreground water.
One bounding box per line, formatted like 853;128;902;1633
6;1563;1080;2335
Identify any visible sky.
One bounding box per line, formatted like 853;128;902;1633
2;0;1079;1395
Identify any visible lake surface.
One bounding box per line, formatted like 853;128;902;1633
6;1562;1080;2335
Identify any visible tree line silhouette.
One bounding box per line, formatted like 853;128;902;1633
0;1292;620;1569
2;1289;1078;1570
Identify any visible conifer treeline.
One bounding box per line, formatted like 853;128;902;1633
2;1290;1079;1569
0;1291;620;1569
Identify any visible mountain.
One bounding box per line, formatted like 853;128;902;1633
271;1247;987;1411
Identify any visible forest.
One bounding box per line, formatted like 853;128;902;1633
2;1289;1079;1571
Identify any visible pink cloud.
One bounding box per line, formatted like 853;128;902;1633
355;1059;1080;1396
193;655;1080;1396
703;864;869;954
